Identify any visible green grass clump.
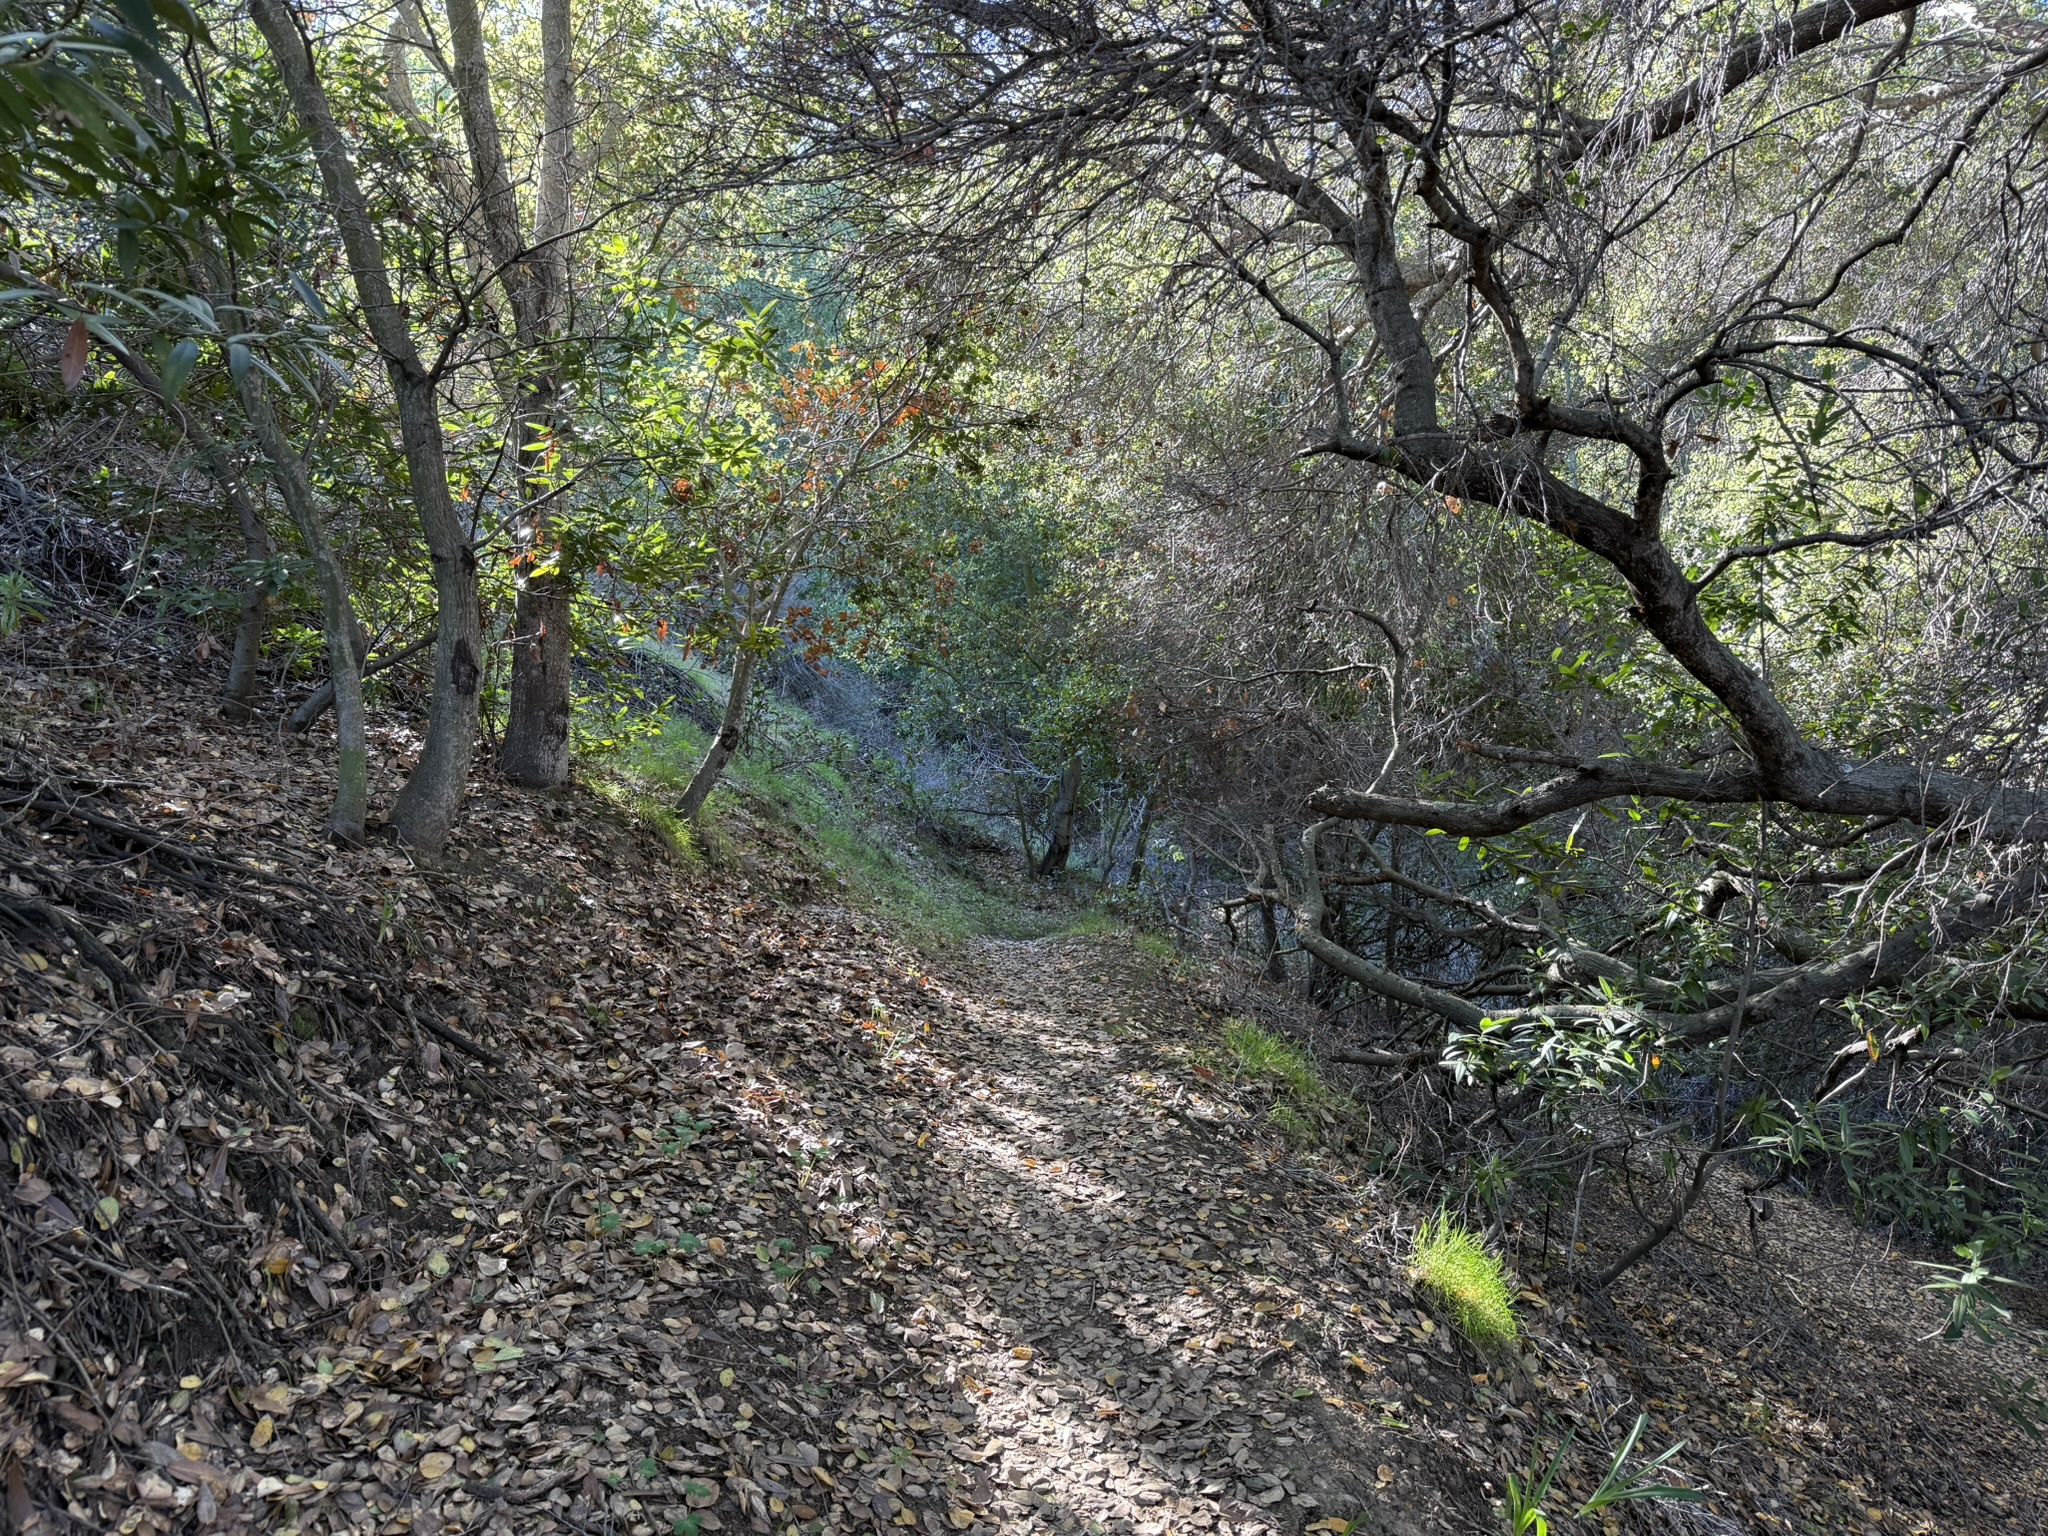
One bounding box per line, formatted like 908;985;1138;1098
604;698;1065;950
1409;1214;1518;1351
1226;1018;1323;1099
1133;932;1177;962
1223;1018;1362;1147
1056;909;1126;939
588;777;703;869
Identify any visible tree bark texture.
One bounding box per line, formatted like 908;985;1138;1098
1037;756;1082;877
443;0;578;788
237;372;368;841
1124;796;1154;888
253;0;480;853
678;648;759;822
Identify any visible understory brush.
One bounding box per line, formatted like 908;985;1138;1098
597;701;1081;949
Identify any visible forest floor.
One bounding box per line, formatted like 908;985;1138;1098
2;626;2045;1536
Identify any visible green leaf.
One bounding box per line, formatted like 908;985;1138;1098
289;273;328;322
112;0;161;43
158;337;199;399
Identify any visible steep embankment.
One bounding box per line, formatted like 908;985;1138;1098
2;638;2042;1536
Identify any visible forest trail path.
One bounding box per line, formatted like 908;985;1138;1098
861;931;1472;1536
8;671;2037;1536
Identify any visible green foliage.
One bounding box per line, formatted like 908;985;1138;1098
1445;1011;1657;1109
1224;1018;1355;1147
1225;1018;1321;1099
1502;1414;1704;1534
587;776;703;871
0;569;44;636
1916;1236;2017;1344
657;1109;714;1156
1409;1214;1517;1352
1133;931;1176;962
598;682;1066;950
1912;1238;2048;1440
1736;1094;2048;1265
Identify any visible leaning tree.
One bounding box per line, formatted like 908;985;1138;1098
763;0;2048;1268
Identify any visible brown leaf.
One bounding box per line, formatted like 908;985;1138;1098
8;1461;30;1528
59;318;90;390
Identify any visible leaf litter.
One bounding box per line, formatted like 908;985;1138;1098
2;625;2044;1536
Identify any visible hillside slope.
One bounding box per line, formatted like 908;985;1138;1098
1;632;2042;1536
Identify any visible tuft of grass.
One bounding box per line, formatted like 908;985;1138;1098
1223;1018;1362;1148
1409;1213;1518;1351
636;797;703;867
1226;1018;1324;1100
1133;931;1177;962
588;777;703;870
610;701;1064;949
1056;909;1126;939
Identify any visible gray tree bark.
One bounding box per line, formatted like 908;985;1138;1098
443;0;578;788
1037;756;1083;877
220;476;273;721
253;0;481;853
678;647;759;822
237;372;369;841
1124;796;1155;888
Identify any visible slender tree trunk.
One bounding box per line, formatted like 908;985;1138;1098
1260;899;1286;983
221;478;273;720
443;0;579;787
1099;793;1134;887
1125;796;1155;888
384;365;482;851
238;373;367;841
253;0;480;853
678;647;759;821
1010;765;1036;872
1037;755;1083;877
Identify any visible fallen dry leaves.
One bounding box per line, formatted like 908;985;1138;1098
2;625;2044;1536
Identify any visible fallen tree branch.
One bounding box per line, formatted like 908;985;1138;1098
289;635;434;732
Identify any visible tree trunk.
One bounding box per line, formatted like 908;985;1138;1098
1010;765;1036;872
253;0;480;853
1098;793;1134;886
1037;756;1082;877
1260;899;1286;983
443;0;579;788
385;363;483;851
1125;796;1155;888
238;372;367;841
678;647;758;821
220;475;273;721
500;572;572;785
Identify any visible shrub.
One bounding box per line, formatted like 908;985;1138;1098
1410;1214;1518;1351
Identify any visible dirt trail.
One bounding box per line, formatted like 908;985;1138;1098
873;932;1472;1536
8;641;2038;1536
